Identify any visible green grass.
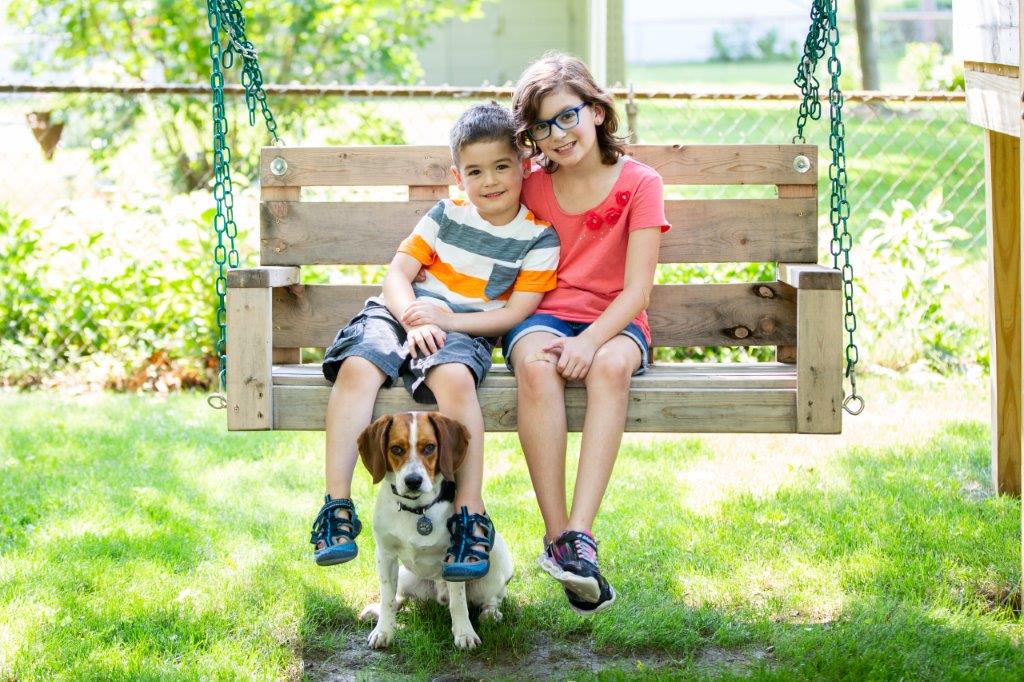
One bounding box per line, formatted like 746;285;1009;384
1;375;1021;680
626;58;905;91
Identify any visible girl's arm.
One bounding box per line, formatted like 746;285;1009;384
401;291;544;337
544;226;661;379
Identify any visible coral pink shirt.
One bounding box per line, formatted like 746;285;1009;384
521;157;671;342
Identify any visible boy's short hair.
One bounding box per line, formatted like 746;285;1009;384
449;102;519;166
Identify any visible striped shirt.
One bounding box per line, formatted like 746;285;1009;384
398;199;560;312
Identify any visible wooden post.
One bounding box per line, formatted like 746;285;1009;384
226;287;273;430
986;130;1022;496
777;183;817;364
263;186;301;366
781;267;843;434
226;266;301;431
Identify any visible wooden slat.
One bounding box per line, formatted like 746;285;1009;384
271;283;798;349
271;362;800;389
965;70;1021;136
952;4;1018;66
226;288;273;430
260;145;818;187
409;185;449;201
795;289;843;434
778;263;842;290
262;186;300;201
273;384;797;432
227;266;301;289
260;198;817;266
273;348;300;364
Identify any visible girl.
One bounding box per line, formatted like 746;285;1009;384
505;53;671;614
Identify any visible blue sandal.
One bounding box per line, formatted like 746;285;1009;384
310;495;361;566
441;506;495;582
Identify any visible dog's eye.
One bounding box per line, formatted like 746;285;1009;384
422;443;436;455
390;445;404;456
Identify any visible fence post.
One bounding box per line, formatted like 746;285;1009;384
626;82;638;143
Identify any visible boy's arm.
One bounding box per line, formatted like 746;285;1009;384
381;252;422;323
401;291;544;337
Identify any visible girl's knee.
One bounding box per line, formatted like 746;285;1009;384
516;356;562;394
586;353;634;391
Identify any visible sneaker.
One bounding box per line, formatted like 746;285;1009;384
538;530;616;613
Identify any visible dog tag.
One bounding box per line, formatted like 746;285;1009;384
416;515;433;536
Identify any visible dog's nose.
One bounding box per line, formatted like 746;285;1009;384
404;474;423;490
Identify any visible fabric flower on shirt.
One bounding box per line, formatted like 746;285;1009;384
615;190;631;207
584;211;603;230
604;207;623;224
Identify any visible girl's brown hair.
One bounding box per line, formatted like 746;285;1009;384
512;52;626;173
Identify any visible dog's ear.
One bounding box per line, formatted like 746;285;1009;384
357;414;394;484
428;413;469;481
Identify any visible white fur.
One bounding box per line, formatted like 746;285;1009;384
362;471;513;650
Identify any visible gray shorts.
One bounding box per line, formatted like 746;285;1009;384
321;297;494;404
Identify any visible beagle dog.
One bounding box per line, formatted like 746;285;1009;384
356;411;513;650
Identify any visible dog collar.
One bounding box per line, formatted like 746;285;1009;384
390;479;456;515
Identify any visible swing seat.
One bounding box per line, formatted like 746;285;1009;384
226;144;843;434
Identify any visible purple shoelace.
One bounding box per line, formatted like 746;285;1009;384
551;531;598;566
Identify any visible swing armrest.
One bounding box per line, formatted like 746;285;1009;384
225;267;300;431
777;263;841;290
226;266;301;289
778;263;843;434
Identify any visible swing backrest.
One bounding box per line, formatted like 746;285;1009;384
257;144;820;352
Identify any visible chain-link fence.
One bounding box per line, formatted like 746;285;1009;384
0;84;985;386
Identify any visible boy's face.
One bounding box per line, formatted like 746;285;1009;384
451;139;530;226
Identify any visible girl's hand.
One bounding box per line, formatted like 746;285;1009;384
401;301;453;330
406;324;446;358
542;336;599;380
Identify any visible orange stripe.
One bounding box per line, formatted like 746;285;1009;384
425;259;491;300
397;234;435;266
524;210;551;228
513;269;557;292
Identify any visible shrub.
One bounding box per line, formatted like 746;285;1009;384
898;43;965;92
0;205;220;389
856;192;986;373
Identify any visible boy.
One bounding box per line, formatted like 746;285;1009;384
309;102;560;581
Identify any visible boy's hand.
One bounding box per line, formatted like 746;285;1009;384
542;336;599;381
401;301;453;331
406;324;446;358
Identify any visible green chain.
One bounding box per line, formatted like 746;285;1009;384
793;0;864;416
206;0;280;405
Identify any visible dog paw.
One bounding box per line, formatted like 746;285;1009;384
358;603;380;623
452;628;481;650
367;625;394;649
480;606;503;623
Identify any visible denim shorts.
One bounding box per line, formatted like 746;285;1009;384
322;298;494;404
501;313;650;375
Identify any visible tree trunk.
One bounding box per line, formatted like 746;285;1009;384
853;0;880;90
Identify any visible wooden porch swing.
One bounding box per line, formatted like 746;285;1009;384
207;1;861;435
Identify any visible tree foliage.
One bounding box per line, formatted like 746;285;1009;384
7;0;485;191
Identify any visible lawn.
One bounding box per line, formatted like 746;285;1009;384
1;374;1021;680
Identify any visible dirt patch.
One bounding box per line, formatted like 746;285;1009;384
303;637;773;680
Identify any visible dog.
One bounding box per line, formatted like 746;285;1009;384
356;411;513;650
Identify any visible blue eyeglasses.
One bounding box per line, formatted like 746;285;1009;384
526;102;590;141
